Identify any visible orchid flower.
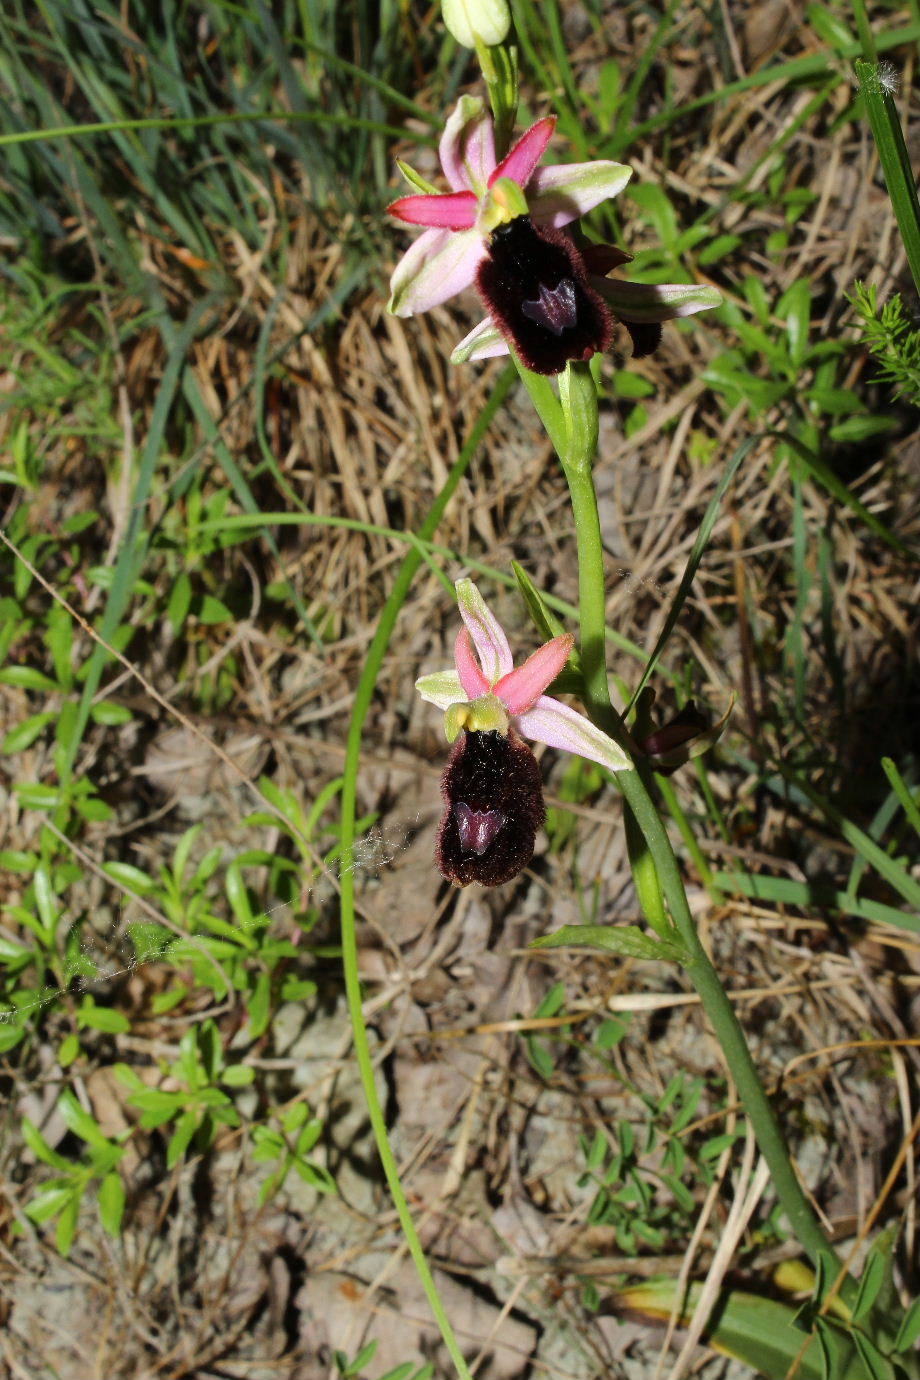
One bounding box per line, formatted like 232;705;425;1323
388;96;721;374
388;96;631;373
416;579;629;885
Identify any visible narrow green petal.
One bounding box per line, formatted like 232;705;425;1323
415;668;465;709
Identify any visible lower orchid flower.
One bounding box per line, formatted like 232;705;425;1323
416;579;630;886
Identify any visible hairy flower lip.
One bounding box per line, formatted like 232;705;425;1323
451;266;724;365
476;216;615;375
436;727;544;887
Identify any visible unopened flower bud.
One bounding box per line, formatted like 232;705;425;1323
442;0;510;48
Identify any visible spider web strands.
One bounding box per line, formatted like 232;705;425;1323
0;810;419;1029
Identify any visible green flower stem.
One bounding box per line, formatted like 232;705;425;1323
512;354;565;454
530;361;855;1304
655;773;724;902
622;801;671;942
618;764;853;1299
476;38;518;157
338;364;515;1380
558;363;609;711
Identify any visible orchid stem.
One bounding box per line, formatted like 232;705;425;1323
524;360;855;1305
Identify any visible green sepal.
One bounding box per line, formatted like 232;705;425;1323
511;562;568;642
395;159;439;196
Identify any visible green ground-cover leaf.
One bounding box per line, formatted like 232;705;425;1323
615;1277;870;1379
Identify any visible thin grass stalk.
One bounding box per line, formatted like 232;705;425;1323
0;109;423;151
337;364;515;1380
854;58;920;298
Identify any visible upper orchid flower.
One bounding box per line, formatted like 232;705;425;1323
416;579;630;886
387;95;632;318
388;97;721;374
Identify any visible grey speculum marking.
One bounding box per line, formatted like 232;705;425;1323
520;278;577;336
453;801;507;856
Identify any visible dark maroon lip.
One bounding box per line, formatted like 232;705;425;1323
476;215;614;375
436;729;546;887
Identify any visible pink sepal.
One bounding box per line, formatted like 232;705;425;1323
489;116;556;191
387;227;485;315
456;579;514;683
455;627;490;699
493;634;574;715
440;96;496;192
388;191;478;229
527;159;632;227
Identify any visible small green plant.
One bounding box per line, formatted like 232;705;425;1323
333;1344;433;1380
251;1101;337;1203
114;1021;252;1167
578;1071;736;1258
614;1225;920;1380
847;281;920;406
21;1089;127;1256
705;276;900;451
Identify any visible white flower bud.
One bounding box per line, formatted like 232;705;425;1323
442;0;510;48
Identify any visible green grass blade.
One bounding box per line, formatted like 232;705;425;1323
177;371;325;651
625;22;919;148
843;778;911;911
614;1277;866;1380
881;757;920;835
855;60;920;298
713;871;918;934
767;765;920;913
195;510;665;673
337;363;516;1380
0;109;423;152
782;433;907;554
64;294;220;773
